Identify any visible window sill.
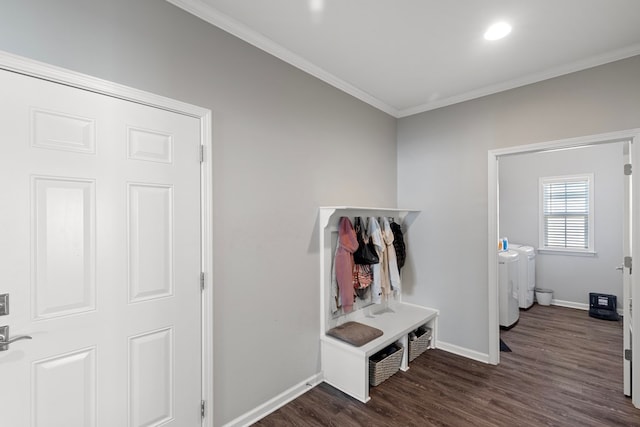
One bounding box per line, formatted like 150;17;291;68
537;249;597;257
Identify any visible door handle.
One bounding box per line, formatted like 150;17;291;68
0;325;32;351
616;264;624;271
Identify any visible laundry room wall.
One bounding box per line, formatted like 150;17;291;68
0;1;398;425
498;142;625;307
398;55;640;358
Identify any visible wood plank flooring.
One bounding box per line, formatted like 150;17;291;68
254;305;640;426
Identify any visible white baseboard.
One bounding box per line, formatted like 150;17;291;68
551;299;588;311
222;372;323;427
436;341;490;364
550;299;623;316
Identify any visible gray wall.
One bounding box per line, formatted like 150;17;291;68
0;1;397;425
398;55;640;356
499;142;625;305
4;0;640;420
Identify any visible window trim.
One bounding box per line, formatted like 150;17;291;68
538;173;594;254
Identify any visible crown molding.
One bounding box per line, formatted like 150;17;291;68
167;1;640;120
166;0;399;117
397;43;640;118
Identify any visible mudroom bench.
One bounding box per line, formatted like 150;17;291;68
321;303;438;402
319;207;439;403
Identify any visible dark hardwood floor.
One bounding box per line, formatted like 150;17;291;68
255;305;640;426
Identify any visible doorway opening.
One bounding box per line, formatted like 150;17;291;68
487;129;640;408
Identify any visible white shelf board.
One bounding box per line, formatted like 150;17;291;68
319;206;420;229
321;303;438;357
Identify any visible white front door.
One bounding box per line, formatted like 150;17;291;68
0;69;202;426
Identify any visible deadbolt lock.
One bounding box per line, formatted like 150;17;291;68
0;294;8;316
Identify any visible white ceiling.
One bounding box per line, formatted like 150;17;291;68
168;0;640;118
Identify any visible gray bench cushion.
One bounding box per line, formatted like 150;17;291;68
326;321;383;347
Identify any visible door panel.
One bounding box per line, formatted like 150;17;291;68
31;107;96;154
0;69;201;426
128;183;174;302
32;176;96;319
128;327;173;427
32;347;97;427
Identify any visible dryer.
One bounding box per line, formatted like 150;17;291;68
510;244;536;309
498;250;520;328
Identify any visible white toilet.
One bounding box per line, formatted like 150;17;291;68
498;250;520;328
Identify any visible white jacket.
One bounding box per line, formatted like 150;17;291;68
381;217;401;293
367;217;384;303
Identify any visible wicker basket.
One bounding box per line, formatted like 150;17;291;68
369;344;404;386
408;327;432;362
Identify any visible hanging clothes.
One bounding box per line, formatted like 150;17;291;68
367;217;385;303
381;217;401;293
354;264;372;300
389;219;406;272
334;217;358;313
330;243;340;314
377;219;391;299
354;264;373;299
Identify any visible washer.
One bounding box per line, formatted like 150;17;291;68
498;250;520;328
510;244;536;309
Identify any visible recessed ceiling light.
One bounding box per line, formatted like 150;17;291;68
484;22;512;41
310;0;324;13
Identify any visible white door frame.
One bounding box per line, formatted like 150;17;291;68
0;50;215;426
487;128;640;408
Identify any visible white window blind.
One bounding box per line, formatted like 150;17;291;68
540;174;594;251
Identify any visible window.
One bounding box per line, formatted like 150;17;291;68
539;174;594;253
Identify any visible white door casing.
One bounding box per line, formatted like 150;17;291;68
0;52;213;426
632;135;640;406
489;130;640;408
623;141;632;397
